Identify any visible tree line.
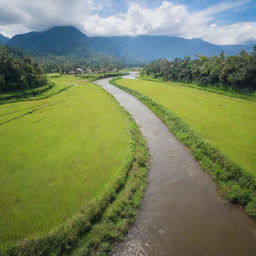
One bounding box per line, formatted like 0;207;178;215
143;46;256;91
0;46;47;91
33;52;124;74
0;45;125;91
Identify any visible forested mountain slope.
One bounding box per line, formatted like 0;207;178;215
7;26;254;63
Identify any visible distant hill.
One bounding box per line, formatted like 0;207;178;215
8;26;94;58
0;33;9;45
98;36;222;61
219;44;254;55
7;26;254;63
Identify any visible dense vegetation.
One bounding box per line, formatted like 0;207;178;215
143;46;256;91
33;52;124;74
0;75;149;255
0;44;124;76
112;78;256;216
0;46;47;91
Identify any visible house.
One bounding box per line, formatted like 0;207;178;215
76;68;84;74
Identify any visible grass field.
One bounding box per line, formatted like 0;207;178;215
139;74;256;101
0;75;133;248
116;79;256;176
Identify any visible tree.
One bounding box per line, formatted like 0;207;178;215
0;46;47;91
142;46;256;90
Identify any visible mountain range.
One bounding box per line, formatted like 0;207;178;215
2;26;255;64
0;33;9;45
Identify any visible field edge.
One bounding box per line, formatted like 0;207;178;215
111;77;256;218
139;74;256;102
1;82;150;256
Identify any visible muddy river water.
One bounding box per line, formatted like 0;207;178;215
95;74;256;256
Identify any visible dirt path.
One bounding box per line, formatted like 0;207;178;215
95;75;256;256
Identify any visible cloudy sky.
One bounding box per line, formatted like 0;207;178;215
0;0;256;45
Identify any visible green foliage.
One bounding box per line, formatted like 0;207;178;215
0;46;47;91
245;199;256;216
111;78;256;217
80;72;127;82
0;43;124;77
143;47;256;90
32;53;124;74
226;184;252;206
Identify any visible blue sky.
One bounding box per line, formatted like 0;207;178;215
182;0;256;23
96;0;256;23
0;0;255;44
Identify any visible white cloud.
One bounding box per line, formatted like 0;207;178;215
0;24;29;38
82;1;256;44
0;0;255;45
199;22;256;44
0;0;95;36
82;2;190;37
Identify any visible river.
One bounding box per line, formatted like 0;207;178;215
95;73;256;256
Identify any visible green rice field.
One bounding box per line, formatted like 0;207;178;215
117;78;256;176
0;75;132;247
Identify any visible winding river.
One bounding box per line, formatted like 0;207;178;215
95;73;256;256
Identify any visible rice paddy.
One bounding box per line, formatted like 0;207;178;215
0;75;132;248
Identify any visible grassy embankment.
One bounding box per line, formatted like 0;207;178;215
0;75;149;255
111;77;256;216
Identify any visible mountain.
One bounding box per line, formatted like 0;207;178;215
219;44;254;55
0;33;9;45
8;26;94;58
7;26;255;63
96;36;222;61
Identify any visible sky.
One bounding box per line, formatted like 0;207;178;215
0;0;256;45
